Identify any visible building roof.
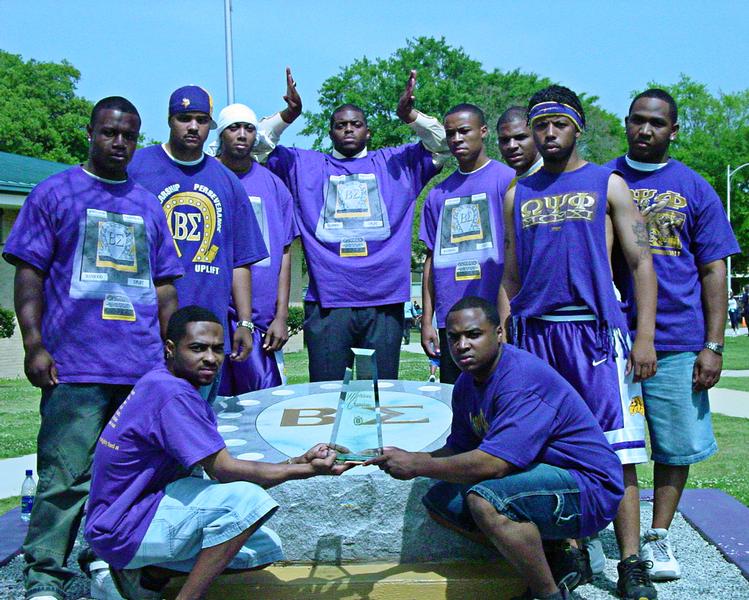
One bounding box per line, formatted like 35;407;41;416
0;151;70;195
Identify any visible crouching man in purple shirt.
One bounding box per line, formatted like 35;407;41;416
367;297;623;600
85;306;350;600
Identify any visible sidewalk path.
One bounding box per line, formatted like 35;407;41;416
0;454;35;500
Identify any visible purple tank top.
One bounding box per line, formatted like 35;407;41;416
510;163;626;331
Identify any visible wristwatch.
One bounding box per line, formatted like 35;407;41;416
704;342;723;355
237;320;255;333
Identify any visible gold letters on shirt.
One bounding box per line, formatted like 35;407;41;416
163;192;220;263
632;188;687;256
520;192;597;228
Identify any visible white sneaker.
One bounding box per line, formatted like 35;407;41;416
641;527;681;580
583;534;606;574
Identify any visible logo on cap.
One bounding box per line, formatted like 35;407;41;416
182;98;191;108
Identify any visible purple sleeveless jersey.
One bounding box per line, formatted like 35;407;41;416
511;163;626;331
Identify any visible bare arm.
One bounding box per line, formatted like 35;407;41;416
693;259;727;391
420;250;440;358
154;280;178;340
13;262;58;387
608;174;657;381
230;266;252;361
500;186;520;329
201;443;352;489
263;246;291;352
366;447;514;484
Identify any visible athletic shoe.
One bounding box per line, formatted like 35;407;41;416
583;534;606;574
428;374;437;382
90;564;126;600
510;584;570;599
109;567;164;600
616;555;657;599
546;541;592;591
641;528;681;581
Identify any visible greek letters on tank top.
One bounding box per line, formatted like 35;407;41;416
510;163;627;342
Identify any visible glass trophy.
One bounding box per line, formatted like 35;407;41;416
329;348;384;463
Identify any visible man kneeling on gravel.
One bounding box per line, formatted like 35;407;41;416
84;305;350;599
367;297;624;599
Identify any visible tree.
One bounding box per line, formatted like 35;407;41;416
637;75;749;278
0;50;92;164
301;37;626;267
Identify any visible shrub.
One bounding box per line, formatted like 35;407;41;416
0;307;15;339
287;305;304;336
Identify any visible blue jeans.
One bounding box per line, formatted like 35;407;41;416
642;351;718;465
423;463;582;540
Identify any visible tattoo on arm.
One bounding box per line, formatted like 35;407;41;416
504;234;511;250
632;221;648;248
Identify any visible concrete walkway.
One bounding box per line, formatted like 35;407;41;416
0;454;35;501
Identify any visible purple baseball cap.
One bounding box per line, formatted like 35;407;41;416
168;85;217;129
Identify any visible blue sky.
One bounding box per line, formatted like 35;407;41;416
3;0;749;149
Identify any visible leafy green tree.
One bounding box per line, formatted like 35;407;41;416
301;37;626;268
637;75;749;277
0;51;93;164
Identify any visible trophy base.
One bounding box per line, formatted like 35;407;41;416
335;451;380;463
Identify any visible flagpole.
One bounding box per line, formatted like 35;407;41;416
224;0;235;104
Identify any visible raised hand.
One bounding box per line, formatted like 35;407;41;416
280;67;302;124
396;69;418;124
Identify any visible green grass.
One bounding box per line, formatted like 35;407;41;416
717;377;749;392
0;495;20;515
0;378;40;459
723;335;749;370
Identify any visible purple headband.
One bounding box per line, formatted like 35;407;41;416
528;101;584;131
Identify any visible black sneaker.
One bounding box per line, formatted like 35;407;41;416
546;541;593;591
617;555;657;599
511;584;571;600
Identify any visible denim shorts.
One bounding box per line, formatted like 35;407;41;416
126;477;284;572
641;351;718;465
422;463;582;540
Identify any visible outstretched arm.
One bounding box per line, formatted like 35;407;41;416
202;443;353;489
365;446;513;484
608;174;657;381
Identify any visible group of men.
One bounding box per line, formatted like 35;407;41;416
4;65;739;600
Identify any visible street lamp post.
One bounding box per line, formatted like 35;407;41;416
727;162;749;293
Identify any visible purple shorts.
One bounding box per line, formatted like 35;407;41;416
219;327;283;396
518;317;647;465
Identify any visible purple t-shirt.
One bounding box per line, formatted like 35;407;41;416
266;143;439;307
420;160;514;327
608;157;741;351
233;162;295;329
2;167;183;384
85;365;227;568
129;147;269;346
447;344;624;537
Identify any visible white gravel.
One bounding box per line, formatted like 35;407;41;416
1;502;747;599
